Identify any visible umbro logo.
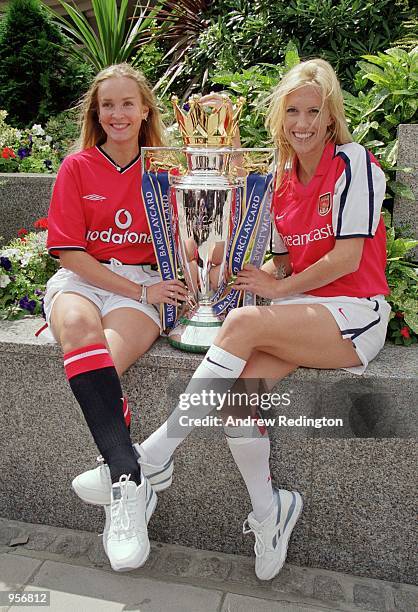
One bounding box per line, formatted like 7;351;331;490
83;194;107;201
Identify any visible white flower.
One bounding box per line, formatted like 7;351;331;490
31;124;45;136
15;130;22;139
0;274;11;288
20;252;33;267
45;135;52;144
1;248;20;259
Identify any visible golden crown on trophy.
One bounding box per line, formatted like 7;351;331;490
171;94;245;147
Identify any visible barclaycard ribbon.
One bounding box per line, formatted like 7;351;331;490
142;170;273;330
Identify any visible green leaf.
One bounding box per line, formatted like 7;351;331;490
388;181;415;200
284;41;300;71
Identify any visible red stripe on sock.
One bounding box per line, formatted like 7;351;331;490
63;344;114;380
123;397;131;427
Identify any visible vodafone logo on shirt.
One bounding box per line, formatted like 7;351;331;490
86;209;152;245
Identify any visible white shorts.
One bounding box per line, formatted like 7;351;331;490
43;259;162;333
270;293;391;375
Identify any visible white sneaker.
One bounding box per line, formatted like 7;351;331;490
243;489;303;581
102;470;157;557
105;474;153;572
71;443;173;505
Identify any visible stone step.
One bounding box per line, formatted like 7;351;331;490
0;317;417;585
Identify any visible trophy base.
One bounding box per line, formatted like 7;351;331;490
168;305;223;353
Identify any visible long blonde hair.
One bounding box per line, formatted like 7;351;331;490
266;58;352;189
77;63;165;151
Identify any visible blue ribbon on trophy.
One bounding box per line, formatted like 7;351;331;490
242;173;274;306
142;171;177;330
213;172;273;315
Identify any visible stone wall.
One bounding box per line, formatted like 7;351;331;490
0;174;53;244
394;124;418;259
0;319;416;585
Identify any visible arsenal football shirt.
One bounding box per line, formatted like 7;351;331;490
272;141;389;298
47;146;156;264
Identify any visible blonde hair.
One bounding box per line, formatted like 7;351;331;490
77;63;165;151
266;58;352;189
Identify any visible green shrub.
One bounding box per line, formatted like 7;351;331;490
146;0;413;97
343;47;418;202
45;109;80;158
383;213;418;345
0;0;91;128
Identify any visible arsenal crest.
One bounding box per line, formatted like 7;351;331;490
318;192;331;216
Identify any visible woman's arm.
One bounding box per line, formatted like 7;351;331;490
274;237;364;298
261;254;291;278
234;238;364;299
59;251;143;300
59;251;188;305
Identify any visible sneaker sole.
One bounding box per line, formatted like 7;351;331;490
257;491;303;581
71;462;173;505
110;539;151;572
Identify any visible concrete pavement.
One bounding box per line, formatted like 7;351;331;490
0;518;417;612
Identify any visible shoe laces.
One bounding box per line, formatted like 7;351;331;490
109;474;133;538
243;519;266;557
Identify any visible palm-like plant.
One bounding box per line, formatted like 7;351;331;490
138;0;212;96
47;0;161;71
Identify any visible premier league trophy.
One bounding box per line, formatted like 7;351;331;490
141;95;276;352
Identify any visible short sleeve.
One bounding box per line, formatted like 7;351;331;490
269;221;288;255
332;144;386;239
47;156;87;257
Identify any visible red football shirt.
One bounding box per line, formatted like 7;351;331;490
47;146;156;264
272;141;389;297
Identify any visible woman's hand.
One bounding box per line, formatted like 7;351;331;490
233;264;280;299
145;279;189;306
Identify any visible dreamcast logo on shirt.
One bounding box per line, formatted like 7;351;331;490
85;208;152;245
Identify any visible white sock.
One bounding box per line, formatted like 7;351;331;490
141;345;246;465
226;435;274;523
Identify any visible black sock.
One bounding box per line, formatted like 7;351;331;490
64;344;141;486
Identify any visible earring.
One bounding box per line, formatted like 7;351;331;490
143;116;148;122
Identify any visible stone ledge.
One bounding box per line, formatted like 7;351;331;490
0;317;417;584
1;317;417;380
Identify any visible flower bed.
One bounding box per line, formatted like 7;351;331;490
0;219;58;319
0;111;63;174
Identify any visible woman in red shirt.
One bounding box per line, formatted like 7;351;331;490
45;63;187;573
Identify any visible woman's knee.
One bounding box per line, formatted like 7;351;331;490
220;306;262;341
55;309;104;351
